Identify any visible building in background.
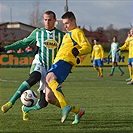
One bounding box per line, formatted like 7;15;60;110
0;22;36;46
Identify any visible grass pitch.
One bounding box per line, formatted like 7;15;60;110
0;67;133;133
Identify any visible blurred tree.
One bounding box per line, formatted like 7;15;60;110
105;24;118;43
29;1;43;28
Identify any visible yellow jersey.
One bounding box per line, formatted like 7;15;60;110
120;36;133;58
92;44;104;60
53;27;92;66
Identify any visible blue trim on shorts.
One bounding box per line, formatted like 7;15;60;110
48;60;72;84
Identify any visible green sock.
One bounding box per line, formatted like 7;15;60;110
23;99;41;113
117;66;124;73
9;81;30;104
111;66;115;74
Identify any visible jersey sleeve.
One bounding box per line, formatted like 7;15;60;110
91;47;95;58
120;41;129;51
73;30;92;56
100;45;104;58
117;43;121;56
4;29;38;51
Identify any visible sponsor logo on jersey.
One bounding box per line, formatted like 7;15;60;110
43;39;58;49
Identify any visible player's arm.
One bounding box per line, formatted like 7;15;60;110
100;45;104;60
2;29;38;52
119;41;129;51
73;31;92;56
117;43;121;56
108;46;112;57
91;49;95;60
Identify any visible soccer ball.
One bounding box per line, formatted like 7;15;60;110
20;90;38;107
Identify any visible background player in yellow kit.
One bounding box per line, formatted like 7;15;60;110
118;28;133;85
125;29;132;82
91;39;104;77
46;11;92;124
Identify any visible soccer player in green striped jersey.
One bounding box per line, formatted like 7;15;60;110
1;11;65;117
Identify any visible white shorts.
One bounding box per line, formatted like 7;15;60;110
112;55;120;62
30;63;47;93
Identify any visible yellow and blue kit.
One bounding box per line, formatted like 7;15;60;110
92;44;104;67
48;27;92;84
120;36;133;81
120;36;133;58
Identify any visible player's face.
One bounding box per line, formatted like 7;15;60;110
113;37;116;42
62;18;76;31
43;13;56;30
94;40;97;44
130;28;133;36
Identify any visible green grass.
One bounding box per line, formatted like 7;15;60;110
0;67;133;133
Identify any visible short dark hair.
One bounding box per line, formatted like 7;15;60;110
44;11;56;19
61;11;76;21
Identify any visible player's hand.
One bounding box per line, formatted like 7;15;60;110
76;57;80;64
116;49;120;52
0;46;5;52
91;58;94;62
72;47;79;57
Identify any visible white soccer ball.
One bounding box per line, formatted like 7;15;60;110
20;90;38;107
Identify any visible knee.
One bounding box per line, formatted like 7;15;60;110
46;72;56;84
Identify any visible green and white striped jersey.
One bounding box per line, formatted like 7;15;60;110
4;28;64;70
108;42;120;59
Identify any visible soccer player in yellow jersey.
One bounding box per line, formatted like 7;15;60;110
91;39;104;77
118;28;133;84
125;30;132;82
46;11;92;124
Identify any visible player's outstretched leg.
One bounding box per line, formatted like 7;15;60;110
1;81;30;113
72;108;85;124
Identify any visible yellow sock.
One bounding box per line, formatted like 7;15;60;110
128;66;132;78
130;67;133;80
48;80;68;108
94;67;99;73
54;100;61;108
99;67;103;76
54;99;80;114
69;103;80;114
